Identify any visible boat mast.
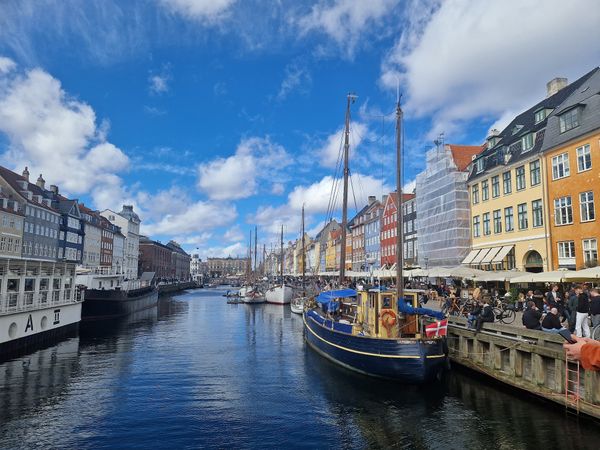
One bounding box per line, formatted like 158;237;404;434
395;96;404;302
263;244;266;276
248;229;252;282
254;226;258;274
301;204;305;294
280;224;284;282
339;93;356;285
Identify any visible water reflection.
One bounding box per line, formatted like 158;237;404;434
0;290;598;449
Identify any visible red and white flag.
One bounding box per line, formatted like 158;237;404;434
425;319;448;337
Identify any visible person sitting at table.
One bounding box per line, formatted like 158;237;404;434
541;307;565;333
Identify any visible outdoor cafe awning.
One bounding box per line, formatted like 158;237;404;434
510;269;571;284
481;247;501;264
562;266;600;281
461;249;481;265
492;245;514;263
471;248;491;264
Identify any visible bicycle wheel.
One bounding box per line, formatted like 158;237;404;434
592;324;600;341
501;308;516;324
493;307;502;322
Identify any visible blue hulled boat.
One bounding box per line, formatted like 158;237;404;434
303;289;447;383
303;94;448;383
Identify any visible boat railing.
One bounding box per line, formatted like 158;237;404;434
0;289;81;315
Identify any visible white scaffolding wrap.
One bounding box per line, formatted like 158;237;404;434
416;145;475;267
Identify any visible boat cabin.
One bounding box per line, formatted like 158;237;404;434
355;289;421;339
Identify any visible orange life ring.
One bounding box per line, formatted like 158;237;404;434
380;309;397;336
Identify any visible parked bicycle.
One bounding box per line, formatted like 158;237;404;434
493;303;516;325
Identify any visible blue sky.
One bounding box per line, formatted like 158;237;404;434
0;0;598;258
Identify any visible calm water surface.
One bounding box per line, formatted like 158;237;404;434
1;288;599;449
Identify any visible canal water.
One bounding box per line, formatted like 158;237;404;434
1;288;599;449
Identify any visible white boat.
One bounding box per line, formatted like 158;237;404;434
243;289;266;304
238;286;249;297
290;296;306;314
265;284;294;305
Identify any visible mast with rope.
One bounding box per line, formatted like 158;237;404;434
395;96;404;304
301;204;306;295
280;224;284;282
339;93;357;286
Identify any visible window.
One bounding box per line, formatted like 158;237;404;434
517;203;528;230
472;184;479;205
534;109;547;123
552;153;570;180
530;160;541;186
493;209;502;233
504;207;514;232
473;216;480;238
483;213;490;235
492;176;500;198
532;200;543;227
516;165;526;190
481;180;489;201
502;171;512;194
558;241;576;259
559;108;580;133
580;191;595;222
521;133;534;151
576;144;591;172
583;239;598;266
554;196;573;225
475;158;484;173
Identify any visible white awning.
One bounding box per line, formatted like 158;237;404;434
491;245;514;263
461;249;481;265
471;248;491;264
510;270;571;284
481;247;501;263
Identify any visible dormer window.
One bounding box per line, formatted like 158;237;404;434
521;133;535;152
559;107;580;133
534;109;547;124
475;158;484;173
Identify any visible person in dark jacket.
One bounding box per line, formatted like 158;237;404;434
542;307;565;333
475;300;494;333
522;301;542;330
590;288;600;328
567;288;580;332
575;286;591;338
468;301;482;329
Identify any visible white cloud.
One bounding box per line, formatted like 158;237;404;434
296;0;399;57
314;121;370;168
276;62;312;101
288;173;391;215
197;136;292;200
142;199;237;236
223;225;244;242
271;182;285;195
148;64;172;95
0;63;129;203
159;0;236;22
0;56;16;73
381;0;600;138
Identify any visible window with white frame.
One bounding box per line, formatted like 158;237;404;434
532;199;543;227
502;171;512;194
583;239;598;266
558;241;576;260
552;153;570;180
576;144;591;172
492;176;500;198
493;209;502;233
472;184;479;204
504;207;514;232
559;108;580;133
554;196;573;225
483;213;490;235
534;109;547;124
580;191;595;222
481;180;489;201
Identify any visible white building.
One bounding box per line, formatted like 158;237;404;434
101;205;141;280
79;205;102;268
113;232;125;274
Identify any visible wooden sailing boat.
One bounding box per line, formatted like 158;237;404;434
265;225;294;305
243;226;266;304
302;93;448;382
291;206;307;314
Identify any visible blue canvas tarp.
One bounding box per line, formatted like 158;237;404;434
316;289;356;313
398;298;445;320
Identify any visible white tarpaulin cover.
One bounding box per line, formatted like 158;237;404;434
510;270;571;283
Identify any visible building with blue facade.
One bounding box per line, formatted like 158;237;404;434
364;198;384;270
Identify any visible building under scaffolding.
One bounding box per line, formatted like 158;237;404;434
416;143;483;268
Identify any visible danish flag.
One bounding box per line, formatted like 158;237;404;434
425;319;448;337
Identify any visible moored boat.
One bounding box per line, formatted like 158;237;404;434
242;289;266;304
290;296;306;314
81;285;158;321
265;284;294;305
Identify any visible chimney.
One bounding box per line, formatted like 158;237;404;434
546;77;568;97
50;185;58;195
36;174;45;189
368;195;376;205
22;166;30;182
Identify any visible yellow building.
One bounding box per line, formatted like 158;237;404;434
465;73;598;272
325;229;340;272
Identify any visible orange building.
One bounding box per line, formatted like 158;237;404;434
542;68;600;269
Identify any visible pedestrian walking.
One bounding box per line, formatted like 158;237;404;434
574;285;591;338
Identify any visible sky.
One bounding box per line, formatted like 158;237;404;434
0;0;599;259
